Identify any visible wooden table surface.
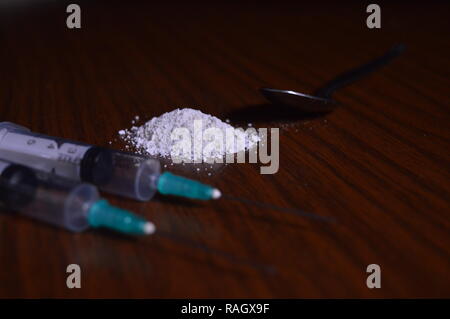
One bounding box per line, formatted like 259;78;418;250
0;0;449;298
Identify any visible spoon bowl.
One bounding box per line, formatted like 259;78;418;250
261;44;405;114
260;88;336;113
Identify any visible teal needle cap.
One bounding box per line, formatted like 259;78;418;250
87;200;155;236
157;172;221;200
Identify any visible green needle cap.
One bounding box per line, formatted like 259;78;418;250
87;200;155;236
157;172;221;200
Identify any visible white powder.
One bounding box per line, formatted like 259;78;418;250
119;108;259;163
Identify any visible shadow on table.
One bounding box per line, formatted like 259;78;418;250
154;193;203;208
223;103;326;126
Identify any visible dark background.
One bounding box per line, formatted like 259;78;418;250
0;0;449;298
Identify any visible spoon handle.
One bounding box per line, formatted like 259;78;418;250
314;44;405;99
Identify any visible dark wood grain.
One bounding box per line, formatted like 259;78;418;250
0;0;449;298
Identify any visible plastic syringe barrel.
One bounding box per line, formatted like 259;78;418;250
0;122;161;201
0;159;155;235
0;159;97;232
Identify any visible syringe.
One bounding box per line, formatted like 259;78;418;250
0;122;221;201
0;158;155;235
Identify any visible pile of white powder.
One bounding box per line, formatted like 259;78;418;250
119;108;259;162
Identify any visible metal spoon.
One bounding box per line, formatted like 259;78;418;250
260;44;405;113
